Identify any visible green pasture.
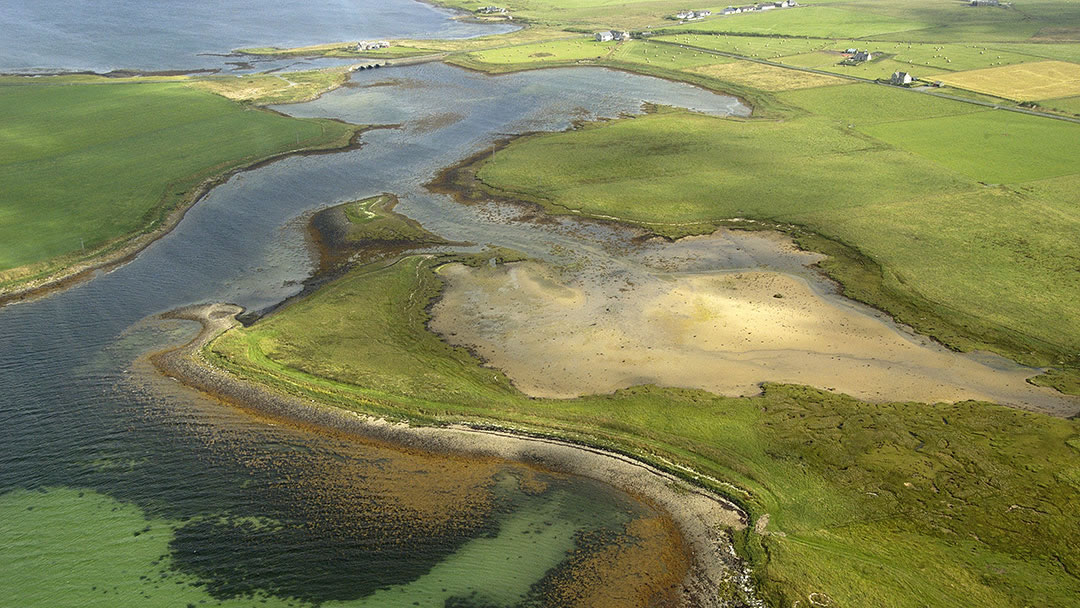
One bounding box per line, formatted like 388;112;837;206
654;33;838;59
432;0;716;29
670;6;927;38
610;40;732;70
776;83;987;122
1043;95;1080;115
455;38;615;69
859;109;1080;183
0;80;359;286
990;42;1080;63
207;254;1080;608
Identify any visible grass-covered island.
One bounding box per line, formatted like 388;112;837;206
0;73;364;302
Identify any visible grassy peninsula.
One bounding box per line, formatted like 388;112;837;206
204;254;1080;607
0;76;364;299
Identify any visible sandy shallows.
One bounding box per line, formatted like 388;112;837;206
151;303;752;608
430;261;1079;414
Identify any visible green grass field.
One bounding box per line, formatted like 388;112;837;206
206;254;1080;608
671;6;928;38
654;33;840;59
859;109;1080;182
453;37;616;69
0;80;360;289
1043;95;1080;115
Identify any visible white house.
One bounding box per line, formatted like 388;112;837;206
595;31;615;42
891;71;914;85
357;40;390;51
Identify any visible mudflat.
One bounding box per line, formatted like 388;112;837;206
431;257;1077;415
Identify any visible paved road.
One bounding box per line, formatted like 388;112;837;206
646;37;1080;124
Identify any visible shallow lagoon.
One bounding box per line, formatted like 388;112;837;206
0;62;750;606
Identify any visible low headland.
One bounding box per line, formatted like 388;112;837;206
151;302;755;608
0;74;371;306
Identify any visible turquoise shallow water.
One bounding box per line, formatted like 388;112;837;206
0;10;748;603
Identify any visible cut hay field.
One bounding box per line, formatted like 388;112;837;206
687;61;848;91
936;60;1080;100
206;253;1080;608
0;80;360;291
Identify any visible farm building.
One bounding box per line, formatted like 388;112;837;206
891;71;914;85
595;30;630;41
852;50;873;62
477;6;507;13
357;40;390;51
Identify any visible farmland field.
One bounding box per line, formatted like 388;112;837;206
672;6;927;38
936;60;1080;100
1043;95;1080;114
0;80;359;287
776;83;987;122
687;61;848;91
858;109;1080;182
453;37;615;69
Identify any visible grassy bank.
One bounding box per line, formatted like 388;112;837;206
205;254;1080;607
0;78;363;296
235;28;577;60
187;68;353;105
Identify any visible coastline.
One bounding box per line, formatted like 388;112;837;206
0;121;373;309
150;302;757;608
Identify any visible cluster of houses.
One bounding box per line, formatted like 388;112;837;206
674;9;712;20
356;40;390;52
843;48;874;62
719;1;798;15
477;6;508;14
673;2;798;20
594;30;632;42
890;71;914;85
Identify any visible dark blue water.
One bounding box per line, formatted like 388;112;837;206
0;0;516;73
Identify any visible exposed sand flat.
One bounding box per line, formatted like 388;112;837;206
430;261;1080;415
